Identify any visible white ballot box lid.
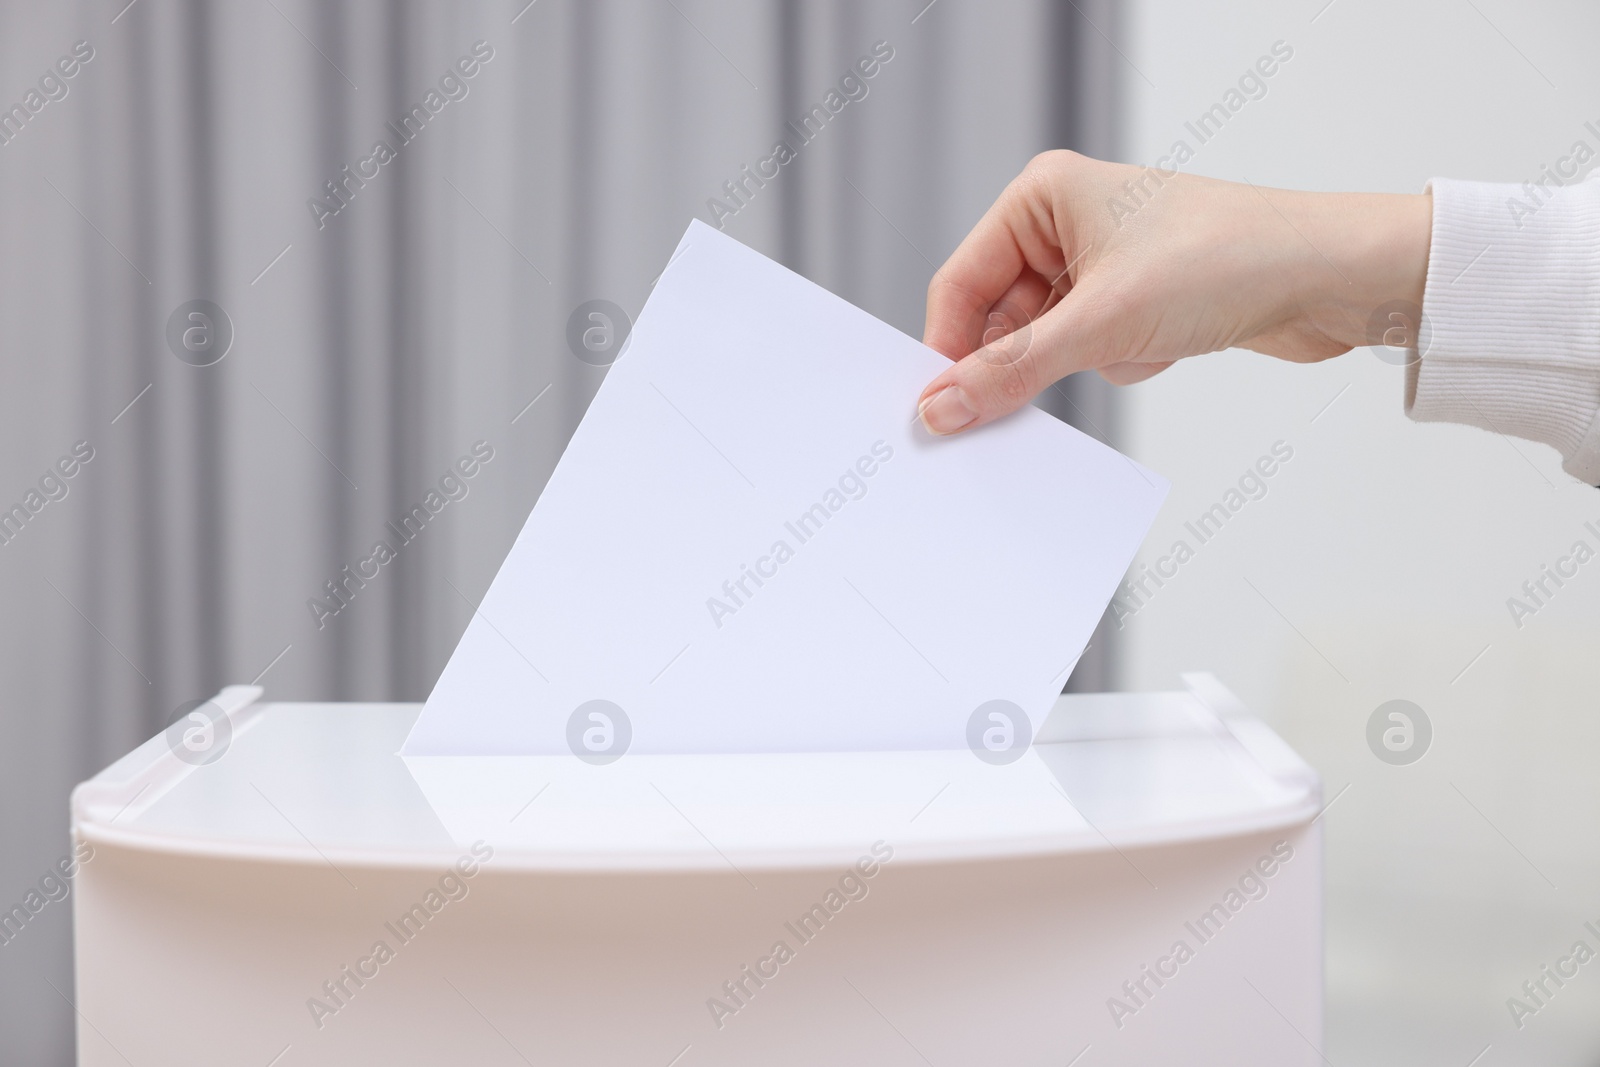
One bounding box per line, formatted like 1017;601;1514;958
71;673;1319;873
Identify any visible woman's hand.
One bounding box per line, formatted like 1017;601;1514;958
917;150;1432;435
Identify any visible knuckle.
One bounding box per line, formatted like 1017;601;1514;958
998;363;1038;404
1024;149;1078;177
1013;151;1076;202
972;353;1042;410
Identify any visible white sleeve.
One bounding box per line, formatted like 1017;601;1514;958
1408;174;1600;484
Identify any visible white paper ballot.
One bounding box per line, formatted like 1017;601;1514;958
404;220;1167;756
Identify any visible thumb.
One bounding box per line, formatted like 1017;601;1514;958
916;297;1097;435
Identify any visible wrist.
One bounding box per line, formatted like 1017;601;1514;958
1294;190;1433;351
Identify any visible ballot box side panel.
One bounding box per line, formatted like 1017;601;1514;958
72;823;1320;1066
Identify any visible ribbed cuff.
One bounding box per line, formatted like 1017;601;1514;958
1407;176;1600;484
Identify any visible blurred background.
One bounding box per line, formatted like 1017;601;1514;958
0;0;1596;1063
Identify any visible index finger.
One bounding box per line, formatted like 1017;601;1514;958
922;159;1079;361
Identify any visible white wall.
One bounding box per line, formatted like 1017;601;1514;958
1119;1;1600;1062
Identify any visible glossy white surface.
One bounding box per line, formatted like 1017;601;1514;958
72;675;1320;871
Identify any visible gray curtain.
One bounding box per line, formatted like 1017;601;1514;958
0;0;1116;1058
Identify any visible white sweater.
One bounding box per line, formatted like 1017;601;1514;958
1409;177;1600;484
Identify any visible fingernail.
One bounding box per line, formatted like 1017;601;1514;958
919;386;977;435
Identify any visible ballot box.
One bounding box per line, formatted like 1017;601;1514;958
70;672;1322;1066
